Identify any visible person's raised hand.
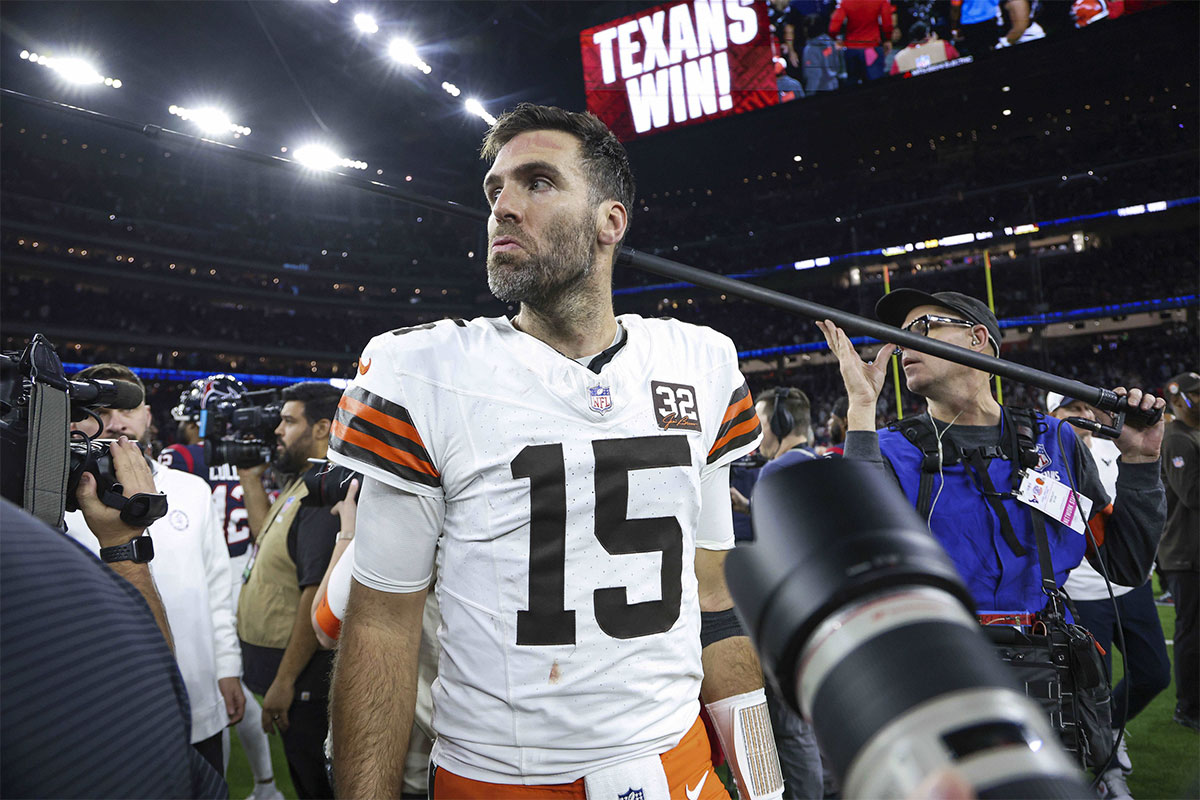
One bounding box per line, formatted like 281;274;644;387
816;320;893;430
1104;386;1166;464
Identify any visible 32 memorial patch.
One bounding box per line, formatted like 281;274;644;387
652;380;701;432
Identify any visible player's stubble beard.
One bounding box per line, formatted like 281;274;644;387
487;204;598;313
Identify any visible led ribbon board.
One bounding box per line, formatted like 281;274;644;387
581;0;778;142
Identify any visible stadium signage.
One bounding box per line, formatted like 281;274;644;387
581;0;777;141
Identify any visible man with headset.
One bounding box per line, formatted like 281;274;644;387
729;387;818;516
728;386;824;800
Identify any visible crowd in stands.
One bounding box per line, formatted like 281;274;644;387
1;4;1195;386
625;107;1196;284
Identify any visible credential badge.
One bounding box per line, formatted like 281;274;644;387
588;384;613;415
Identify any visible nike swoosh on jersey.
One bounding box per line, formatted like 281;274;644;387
358;357;372;375
686;771;709;800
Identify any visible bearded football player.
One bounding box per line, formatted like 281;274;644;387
329;105;784;800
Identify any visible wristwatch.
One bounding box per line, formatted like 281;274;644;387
100;534;155;564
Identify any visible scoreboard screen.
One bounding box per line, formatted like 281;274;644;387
580;0;779;142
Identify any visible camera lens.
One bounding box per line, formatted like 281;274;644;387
727;459;1089;799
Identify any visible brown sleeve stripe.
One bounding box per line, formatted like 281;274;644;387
707;419;762;465
344;385;416;428
720;382;751;424
708;382;758;462
329;386;440;487
330;420;441;487
338;392;426;451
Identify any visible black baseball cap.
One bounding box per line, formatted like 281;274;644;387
875;289;1002;356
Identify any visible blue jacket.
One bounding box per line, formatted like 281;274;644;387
879;412;1087;613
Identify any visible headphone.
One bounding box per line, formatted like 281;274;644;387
769;387;795;439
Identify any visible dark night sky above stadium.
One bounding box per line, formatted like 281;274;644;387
0;1;649;185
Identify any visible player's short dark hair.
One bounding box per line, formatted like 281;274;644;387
73;362;145;395
480;103;636;223
757;386;813;436
281;382;342;426
909;21;930;41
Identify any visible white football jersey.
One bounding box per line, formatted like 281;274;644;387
327;313;761;783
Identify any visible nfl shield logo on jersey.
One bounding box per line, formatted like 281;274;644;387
618;790;645;800
1034;443;1052;471
589;384;613;415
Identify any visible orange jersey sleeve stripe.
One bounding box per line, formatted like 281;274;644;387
314;590;342;641
710;416;760;456
331;419;440;478
720;392;753;426
338;393;428;452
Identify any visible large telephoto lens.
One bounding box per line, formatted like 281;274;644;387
726;458;1090;799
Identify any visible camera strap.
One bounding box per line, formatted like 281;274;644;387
24;381;70;528
99;484;169;528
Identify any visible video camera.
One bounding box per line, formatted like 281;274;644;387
300;459;360;507
177;375;282;468
0;334;149;525
727;458;1091;799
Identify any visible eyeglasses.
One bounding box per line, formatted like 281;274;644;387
901;314;975;337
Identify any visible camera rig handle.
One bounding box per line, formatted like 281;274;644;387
101;483;169;528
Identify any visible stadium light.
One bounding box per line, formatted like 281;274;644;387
169;105;251;137
442;81;461;97
22;52;121;88
354;13;379;34
388;38;431;73
51;57;104;84
292;144;368;171
465;98;497;126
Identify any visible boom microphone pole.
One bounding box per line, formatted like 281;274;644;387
615;249;1162;428
0;88;1162;428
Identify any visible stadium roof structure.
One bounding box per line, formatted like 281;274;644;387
0;1;643;186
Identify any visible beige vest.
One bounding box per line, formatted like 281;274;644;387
237;476;309;648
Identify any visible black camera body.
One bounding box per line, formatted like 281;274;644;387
300;459;359;507
63;439;118;513
196;378;282;468
1;336;144;523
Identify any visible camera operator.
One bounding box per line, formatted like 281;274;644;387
2;429;225;797
817;290;1166;764
63;363;245;778
236;381;342;799
817;291;1166;611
